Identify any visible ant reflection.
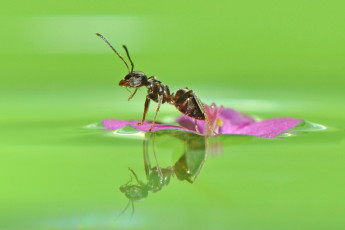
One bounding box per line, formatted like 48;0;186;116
118;131;210;217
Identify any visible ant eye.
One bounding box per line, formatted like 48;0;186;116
130;76;141;85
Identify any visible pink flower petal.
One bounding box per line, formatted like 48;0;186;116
218;108;256;134
102;104;303;138
220;108;255;127
176;115;204;133
226;117;303;138
204;103;224;124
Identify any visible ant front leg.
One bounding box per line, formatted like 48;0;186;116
128;168;145;186
149;95;163;132
127;88;138;101
138;96;151;126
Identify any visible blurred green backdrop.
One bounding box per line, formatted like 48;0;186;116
1;0;344;229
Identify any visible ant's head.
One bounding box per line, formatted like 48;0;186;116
120;184;148;201
119;168;149;201
96;33;148;88
119;71;147;88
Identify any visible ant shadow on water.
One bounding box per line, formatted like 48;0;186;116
117;130;223;222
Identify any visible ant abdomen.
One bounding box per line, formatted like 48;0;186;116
174;88;205;120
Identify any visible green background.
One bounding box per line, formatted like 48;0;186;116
1;0;344;229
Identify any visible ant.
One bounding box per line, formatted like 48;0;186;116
96;33;216;134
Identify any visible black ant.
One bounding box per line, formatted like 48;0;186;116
96;33;216;134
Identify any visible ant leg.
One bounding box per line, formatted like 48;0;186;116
127;88;138;101
152;133;163;179
194;119;201;133
191;91;217;136
143;133;151;178
138;96;150;126
125;174;133;185
128;168;145;186
149;95;163;132
192;137;209;183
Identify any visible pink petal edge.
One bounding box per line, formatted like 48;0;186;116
102;120;192;133
223;118;303;138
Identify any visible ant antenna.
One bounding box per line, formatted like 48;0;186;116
130;200;135;223
122;45;134;72
95;33;130;73
117;200;130;218
116;200;135;224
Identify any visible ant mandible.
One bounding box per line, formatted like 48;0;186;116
96;33;216;134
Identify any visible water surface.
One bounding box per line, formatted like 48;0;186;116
1;88;344;229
